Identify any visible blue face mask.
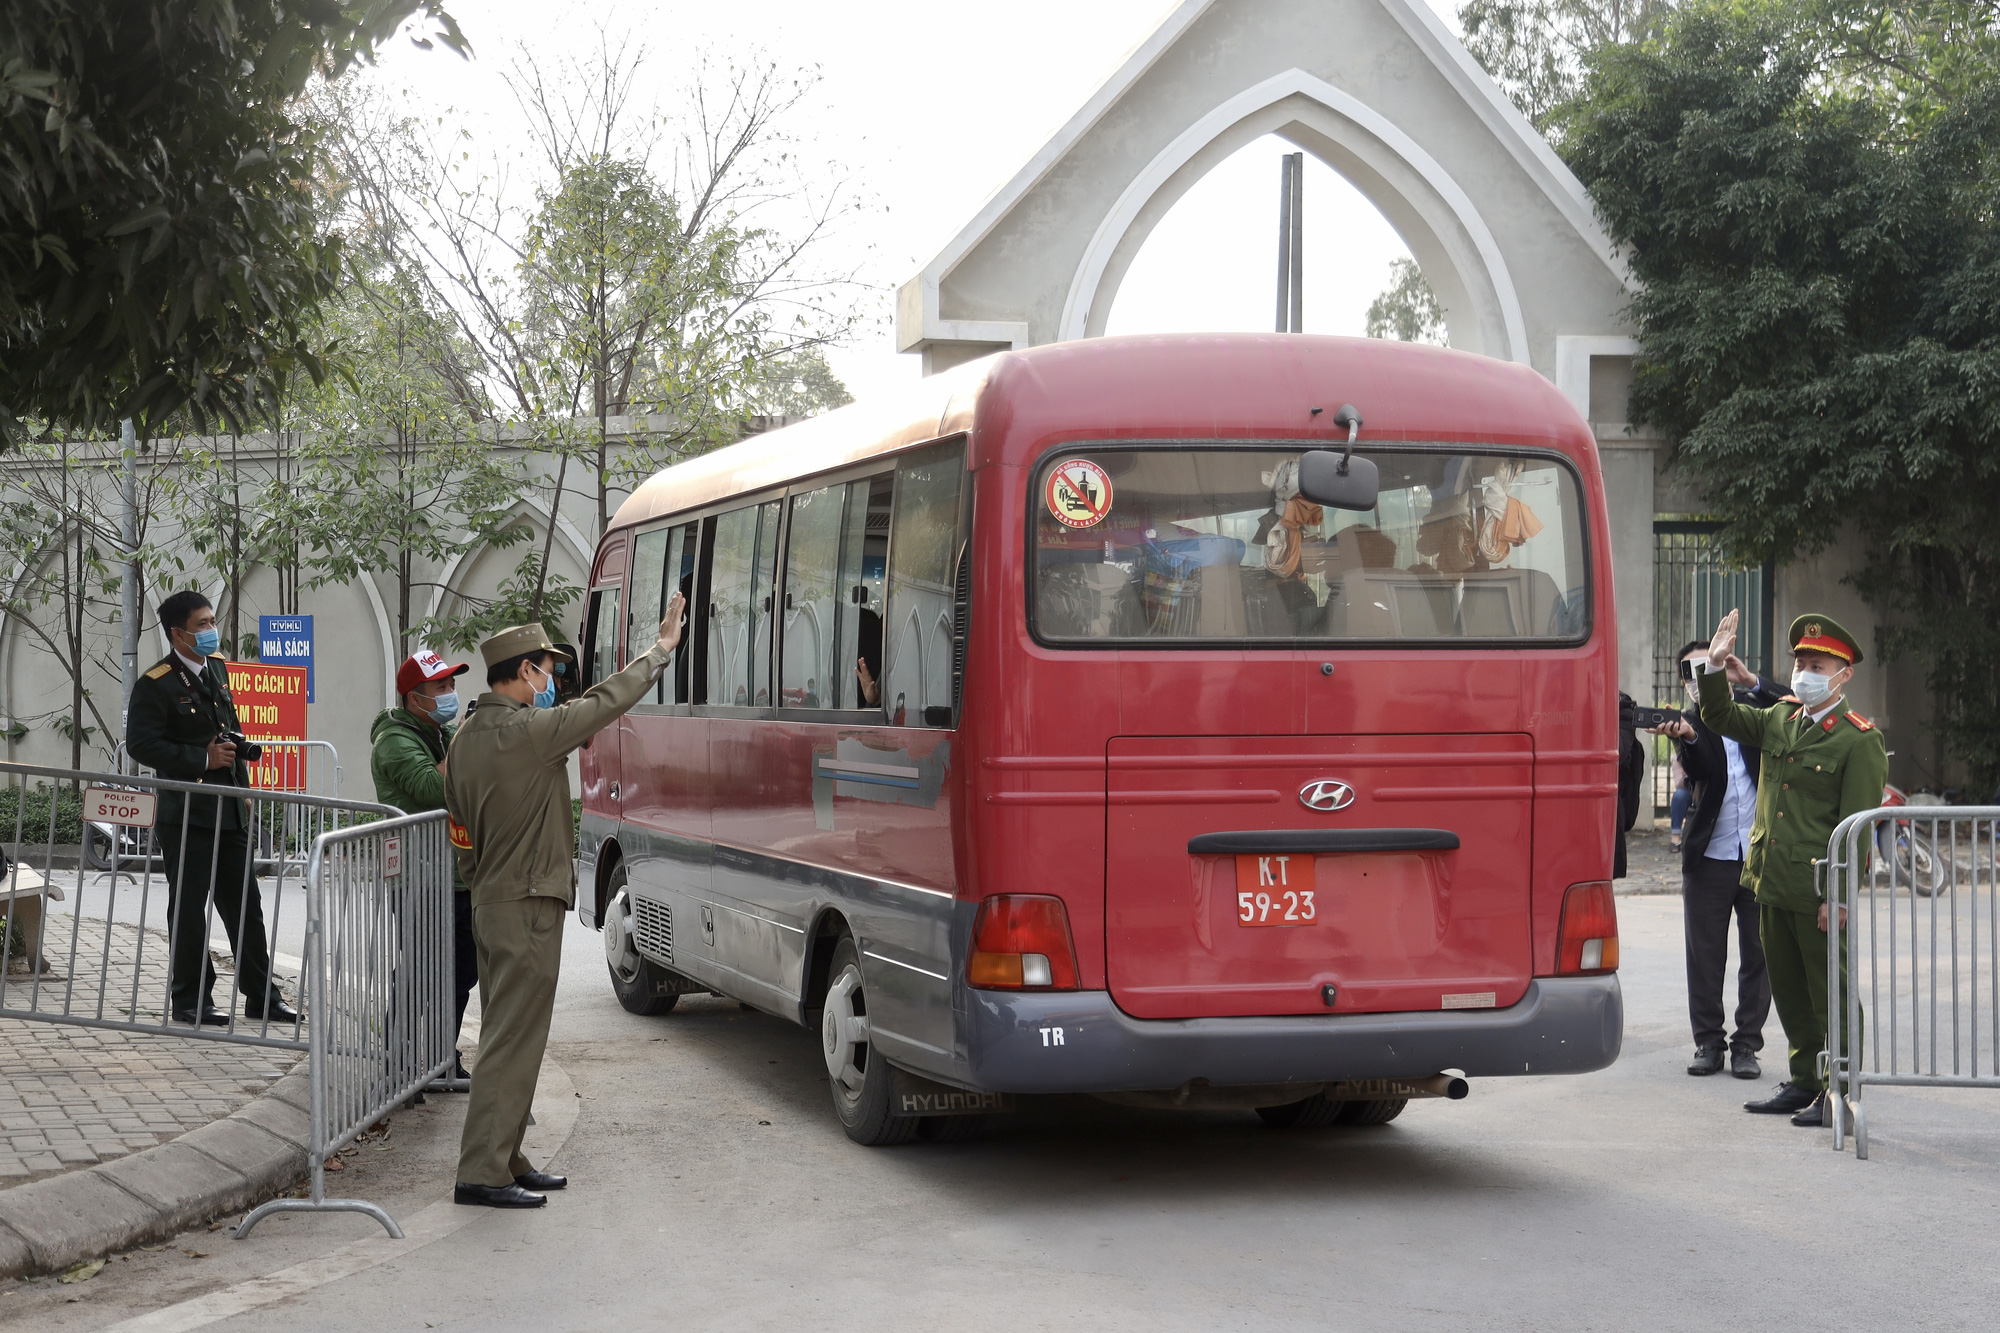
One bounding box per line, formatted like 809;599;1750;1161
532;666;558;710
428;691;460;724
190;627;221;657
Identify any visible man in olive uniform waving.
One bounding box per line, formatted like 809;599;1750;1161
126;591;296;1027
1698;609;1887;1127
447;593;684;1208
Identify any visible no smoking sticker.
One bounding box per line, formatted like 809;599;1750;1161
1045;459;1113;528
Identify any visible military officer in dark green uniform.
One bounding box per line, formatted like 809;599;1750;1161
1698;608;1887;1127
125;591;296;1027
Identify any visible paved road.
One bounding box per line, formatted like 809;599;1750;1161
14;894;2000;1330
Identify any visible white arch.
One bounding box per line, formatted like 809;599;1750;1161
1061;68;1528;361
425;494;598;624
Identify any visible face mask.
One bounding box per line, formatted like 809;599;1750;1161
1683;680;1699;703
532;666;558;710
428;691;460;724
189;627;221;657
1792;670;1838;707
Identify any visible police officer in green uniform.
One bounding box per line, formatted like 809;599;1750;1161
1698;608;1887;1127
446;595;684;1208
125;591;297;1027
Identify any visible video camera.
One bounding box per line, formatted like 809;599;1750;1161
216;730;264;762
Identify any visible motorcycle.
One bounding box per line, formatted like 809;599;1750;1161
1877;782;1948;896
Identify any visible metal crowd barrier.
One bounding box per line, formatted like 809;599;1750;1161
1;759;455;1237
1822;805;2000;1159
237;809;454;1239
103;741;342;881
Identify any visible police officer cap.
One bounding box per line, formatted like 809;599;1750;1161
477;624;578;671
1788;614;1863;666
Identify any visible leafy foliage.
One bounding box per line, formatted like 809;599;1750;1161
1365;258;1446;344
0;1;463;447
1459;0;1675;129
1563;4;2000;787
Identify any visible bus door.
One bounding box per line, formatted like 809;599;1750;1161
617;519;711;965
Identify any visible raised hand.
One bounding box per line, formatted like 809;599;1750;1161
1707;608;1739;669
657;591;687;654
1723;653;1756;689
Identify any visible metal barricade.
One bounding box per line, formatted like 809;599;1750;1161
2;759;388;1046
1822;805;2000;1158
103;741;342;882
237;809;454;1238
2;759;455;1237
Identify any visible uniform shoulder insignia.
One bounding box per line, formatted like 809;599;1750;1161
1845;711;1876;731
207;652;227;660
143;662;172;680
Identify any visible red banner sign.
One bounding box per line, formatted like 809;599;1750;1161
224;661;309;790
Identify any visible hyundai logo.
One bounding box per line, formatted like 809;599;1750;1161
1299;780;1356;812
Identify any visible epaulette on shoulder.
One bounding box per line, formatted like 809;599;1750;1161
1845;710;1876;731
207;652;227;660
143;662;172;680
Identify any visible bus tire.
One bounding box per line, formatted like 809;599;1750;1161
821;937;918;1146
1333;1097;1407;1126
1254;1093;1344;1129
602;866;682;1017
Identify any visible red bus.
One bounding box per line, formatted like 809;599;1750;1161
577;333;1622;1144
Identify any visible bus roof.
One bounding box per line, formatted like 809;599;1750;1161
608;334;1592;534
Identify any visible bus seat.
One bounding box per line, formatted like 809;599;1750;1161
1039;562;1139;638
1195;561;1247;637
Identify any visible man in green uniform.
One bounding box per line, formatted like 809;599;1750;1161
1698;608;1888;1127
446;593;684;1208
125;590;297;1027
372;647;476;1079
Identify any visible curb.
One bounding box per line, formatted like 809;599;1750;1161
0;1066;311;1280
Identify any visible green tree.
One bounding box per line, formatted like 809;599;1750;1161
1458;0;1674;129
1563;4;2000;788
1365;258;1446;344
0;1;463;448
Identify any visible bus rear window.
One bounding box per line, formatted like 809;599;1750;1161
1033;448;1588;644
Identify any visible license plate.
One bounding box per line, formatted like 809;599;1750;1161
1234;854;1317;927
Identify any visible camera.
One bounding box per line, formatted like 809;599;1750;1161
1621;703;1680;731
217;730;263;762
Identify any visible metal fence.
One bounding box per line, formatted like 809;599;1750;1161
1;759;455;1237
237;809;454;1239
1651;523;1774;813
1822;806;2000;1159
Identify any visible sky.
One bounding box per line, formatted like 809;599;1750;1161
368;0;1469;403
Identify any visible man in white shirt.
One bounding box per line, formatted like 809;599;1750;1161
1651;641;1784;1079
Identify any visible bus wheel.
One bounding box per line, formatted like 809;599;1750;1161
602;868;681;1017
821;938;918;1146
1254;1093;1344;1129
1334;1098;1407;1126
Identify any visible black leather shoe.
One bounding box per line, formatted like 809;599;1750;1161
1745;1081;1818;1115
1730;1048;1762;1080
454;1182;546;1208
172;1005;230;1027
1791;1092;1828;1127
514;1171;567;1191
1687;1045;1725;1076
244;997;299;1024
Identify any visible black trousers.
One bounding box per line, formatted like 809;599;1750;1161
1683;855;1769;1052
156;822;277;1014
452;889;479;1049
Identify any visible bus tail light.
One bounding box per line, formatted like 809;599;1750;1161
967;895;1080;990
1555;881;1619;974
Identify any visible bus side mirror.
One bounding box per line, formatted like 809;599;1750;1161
1298;403;1377;511
1298;450;1378;511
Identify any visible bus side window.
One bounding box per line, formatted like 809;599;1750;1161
585;585;621;688
781;483;845;709
629;526;670;702
707;501;782;708
664;522;698;704
883;439;967;727
825;473;890;710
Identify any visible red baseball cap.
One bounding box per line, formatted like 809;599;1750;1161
396;647;469;697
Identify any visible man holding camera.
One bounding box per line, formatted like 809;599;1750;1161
126;591;295;1027
1650;642;1784;1080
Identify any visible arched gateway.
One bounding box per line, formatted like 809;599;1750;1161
898;0;1661;707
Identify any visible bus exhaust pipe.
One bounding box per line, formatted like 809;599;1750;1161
1408;1073;1469;1100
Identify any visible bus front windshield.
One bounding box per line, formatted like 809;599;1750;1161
1033;447;1588;644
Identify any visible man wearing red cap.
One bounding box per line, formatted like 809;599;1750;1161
373;647;477;1078
1698;610;1887;1128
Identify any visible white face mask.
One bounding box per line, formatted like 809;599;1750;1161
1792;670;1837;707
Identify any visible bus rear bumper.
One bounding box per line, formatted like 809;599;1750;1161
961;976;1622;1094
